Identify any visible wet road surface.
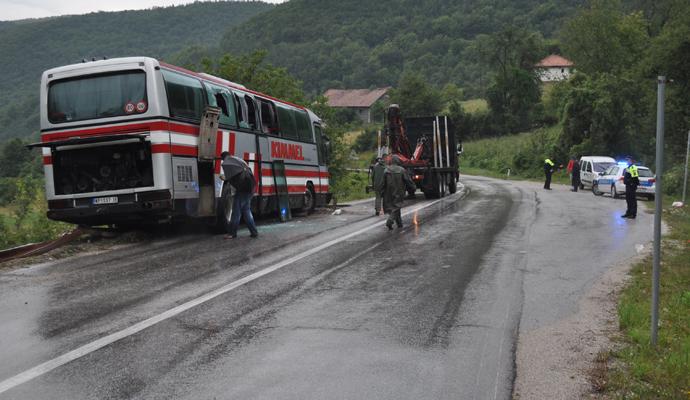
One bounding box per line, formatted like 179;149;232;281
0;176;653;399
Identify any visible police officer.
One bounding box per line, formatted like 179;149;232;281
544;158;555;190
383;155;416;230
622;157;640;219
371;156;386;216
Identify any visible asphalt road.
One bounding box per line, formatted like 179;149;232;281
0;176;653;399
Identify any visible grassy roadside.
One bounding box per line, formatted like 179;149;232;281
0;178;72;250
459;164;572;186
601;206;690;398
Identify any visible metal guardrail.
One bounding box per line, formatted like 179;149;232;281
0;228;84;263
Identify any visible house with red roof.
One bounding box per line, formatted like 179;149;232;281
323;87;391;123
535;55;574;82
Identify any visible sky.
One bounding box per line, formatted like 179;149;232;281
0;0;286;21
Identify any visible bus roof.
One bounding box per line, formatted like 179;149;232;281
43;57;307;112
158;62;307;111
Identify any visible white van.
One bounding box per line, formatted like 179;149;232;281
579;156;616;189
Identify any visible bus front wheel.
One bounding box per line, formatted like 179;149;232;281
214;182;234;233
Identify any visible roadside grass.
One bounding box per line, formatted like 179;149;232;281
602;206;690;398
0;178;72;250
460;162;572;186
461;98;488;114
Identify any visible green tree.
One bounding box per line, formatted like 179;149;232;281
0;138;39;178
203;50;306;105
485;27;544;134
558;73;646;158
388;71;443;117
561;0;649;75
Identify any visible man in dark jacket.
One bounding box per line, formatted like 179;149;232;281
544;158;555;190
622;157;640;219
371;156;386;216
225;158;259;239
383;155;416;230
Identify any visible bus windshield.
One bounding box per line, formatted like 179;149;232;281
48;70;147;123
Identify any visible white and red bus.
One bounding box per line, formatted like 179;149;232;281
32;57;331;227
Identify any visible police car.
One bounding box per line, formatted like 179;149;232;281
592;163;656;200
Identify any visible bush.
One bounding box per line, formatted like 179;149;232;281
0;176;71;250
352;129;378;153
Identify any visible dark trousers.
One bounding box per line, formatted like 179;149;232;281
374;191;383;213
625;185;637;217
572;175;580;191
544;171;552;189
386;208;402;227
228;192;258;236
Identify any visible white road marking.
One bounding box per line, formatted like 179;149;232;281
0;193;460;394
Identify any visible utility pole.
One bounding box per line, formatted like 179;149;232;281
651;76;665;346
683;131;690;205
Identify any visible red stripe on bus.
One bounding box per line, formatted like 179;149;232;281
151;144;197;156
151;144;170;154
41;120;210;142
214;131;223;174
42;121;169;141
171;145;197;156
261;168;329;178
260;184;329;194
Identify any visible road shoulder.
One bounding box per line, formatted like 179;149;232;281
513;246;651;399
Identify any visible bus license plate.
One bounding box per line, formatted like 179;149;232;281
92;196;118;205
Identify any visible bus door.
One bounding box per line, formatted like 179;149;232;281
314;123;329;190
273;160;291;222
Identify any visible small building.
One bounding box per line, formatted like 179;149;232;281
323;87;391;123
535;55;574;82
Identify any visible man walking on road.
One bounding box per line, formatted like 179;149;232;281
383;155;415;230
371;156;386;216
622;157;640;219
224;156;259;239
544;158;555;190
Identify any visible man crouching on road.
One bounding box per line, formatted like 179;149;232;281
383;155;416;230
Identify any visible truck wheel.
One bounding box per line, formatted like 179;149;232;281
439;174;446;197
214;182;234;233
423;171;441;199
448;174;457;194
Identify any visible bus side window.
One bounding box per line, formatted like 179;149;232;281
295;110;313;142
244;95;258;131
161;69;205;121
276;105;298;140
234;93;249;129
258;99;279;135
204;83;237;127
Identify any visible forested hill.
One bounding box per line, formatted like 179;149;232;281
220;0;586;94
0;1;272;141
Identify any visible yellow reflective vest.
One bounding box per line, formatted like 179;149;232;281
627;165;639;178
545;159;555;167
